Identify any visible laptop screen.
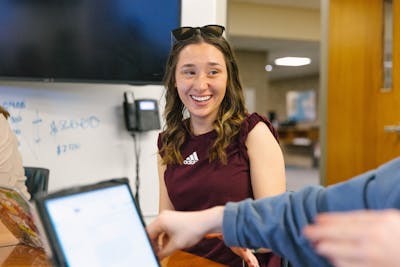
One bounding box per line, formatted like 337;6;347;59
37;180;159;267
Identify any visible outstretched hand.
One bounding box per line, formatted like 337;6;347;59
146;207;224;259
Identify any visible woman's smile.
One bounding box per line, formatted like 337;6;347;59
191;94;212;102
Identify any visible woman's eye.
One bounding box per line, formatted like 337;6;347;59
183;70;195;76
209;70;219;75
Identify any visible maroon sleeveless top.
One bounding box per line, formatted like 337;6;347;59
158;113;279;267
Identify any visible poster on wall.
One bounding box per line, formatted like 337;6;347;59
286;90;316;122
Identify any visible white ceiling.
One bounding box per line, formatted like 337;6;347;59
228;0;321;81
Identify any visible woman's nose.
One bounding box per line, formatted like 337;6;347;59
194;74;209;91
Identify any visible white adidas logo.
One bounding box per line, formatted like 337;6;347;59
183;151;199;165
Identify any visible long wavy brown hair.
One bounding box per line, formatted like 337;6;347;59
0;105;10;119
160;31;248;165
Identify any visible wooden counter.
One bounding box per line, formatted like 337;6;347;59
0;221;226;267
161;250;226;267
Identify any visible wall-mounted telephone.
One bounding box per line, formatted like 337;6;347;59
123;92;160;132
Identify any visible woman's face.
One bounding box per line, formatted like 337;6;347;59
175;42;227;124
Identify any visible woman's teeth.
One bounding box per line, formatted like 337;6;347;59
191;95;211;102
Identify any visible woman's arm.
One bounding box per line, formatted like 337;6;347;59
157;153;174;212
238;122;286;261
246;122;286;199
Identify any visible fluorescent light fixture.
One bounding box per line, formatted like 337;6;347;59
274;57;311;66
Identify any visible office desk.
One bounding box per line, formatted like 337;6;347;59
277;125;319;167
0;221;226;267
277;125;319;145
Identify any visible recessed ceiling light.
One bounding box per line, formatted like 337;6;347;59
265;64;273;72
274;57;311;66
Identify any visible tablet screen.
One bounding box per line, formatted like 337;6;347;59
42;183;159;267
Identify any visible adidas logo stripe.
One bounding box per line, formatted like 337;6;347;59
183;151;199;165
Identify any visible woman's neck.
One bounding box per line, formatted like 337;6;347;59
189;117;214;136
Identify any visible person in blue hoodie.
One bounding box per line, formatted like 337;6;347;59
147;157;400;267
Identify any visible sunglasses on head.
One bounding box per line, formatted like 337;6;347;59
171;24;225;42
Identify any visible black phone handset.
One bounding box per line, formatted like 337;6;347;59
123;91;137;131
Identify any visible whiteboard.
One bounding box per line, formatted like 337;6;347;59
0;81;165;217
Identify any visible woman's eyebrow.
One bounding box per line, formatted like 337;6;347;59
178;62;224;69
179;63;196;69
208;62;224;67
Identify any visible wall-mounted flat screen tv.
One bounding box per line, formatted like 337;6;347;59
0;0;180;84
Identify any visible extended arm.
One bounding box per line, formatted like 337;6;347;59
147;157;400;266
222;157;400;267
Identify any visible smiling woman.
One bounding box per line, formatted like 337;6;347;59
156;25;286;267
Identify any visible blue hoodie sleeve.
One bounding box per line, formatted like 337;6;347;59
222;157;400;267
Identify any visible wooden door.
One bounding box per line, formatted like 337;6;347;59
326;0;400;185
326;0;382;185
376;0;400;164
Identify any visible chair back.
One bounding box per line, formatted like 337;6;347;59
24;167;49;200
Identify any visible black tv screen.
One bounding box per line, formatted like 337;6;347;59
0;0;180;84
